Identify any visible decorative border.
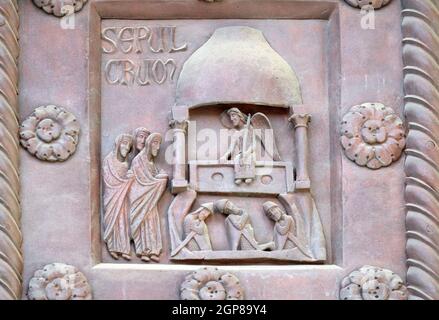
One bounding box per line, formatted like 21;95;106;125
402;0;439;300
0;0;436;300
0;0;22;300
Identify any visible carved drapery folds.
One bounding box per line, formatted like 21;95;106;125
0;0;22;300
344;0;392;9
168;26;326;264
20;105;80;162
340;266;407;300
27;263;92;300
102;130;168;263
32;0;88;17
180;267;244;300
402;0;439;300
340;103;406;169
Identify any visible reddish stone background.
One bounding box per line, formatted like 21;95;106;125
19;0;405;299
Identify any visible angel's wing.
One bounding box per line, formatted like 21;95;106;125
251;112;282;161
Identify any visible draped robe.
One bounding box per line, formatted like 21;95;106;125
129;151;167;256
229;128;257;180
102;152;132;255
273;215;313;258
225;211;260;250
183;211;212;252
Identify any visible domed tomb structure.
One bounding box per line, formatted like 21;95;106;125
175;26;302;109
167;26;326;264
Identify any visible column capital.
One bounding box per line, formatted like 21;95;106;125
288;113;311;129
169;119;189;132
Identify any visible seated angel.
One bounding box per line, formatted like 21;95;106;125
219;107;282;185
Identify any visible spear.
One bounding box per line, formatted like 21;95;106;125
242;114;251;163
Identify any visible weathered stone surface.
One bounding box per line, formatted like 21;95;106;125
32;0;88;17
27;263;92;300
20;105;80;162
176;26;302;108
402;0;439;300
340;103;406;169
344;0;392;9
180;267;244;300
0;0;21;301
340;266;407;300
12;0;414;300
102;130;168;263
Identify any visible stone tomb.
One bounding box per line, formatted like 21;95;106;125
0;0;431;300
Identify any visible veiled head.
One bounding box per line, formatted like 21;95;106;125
145;133;162;158
115;134;133;159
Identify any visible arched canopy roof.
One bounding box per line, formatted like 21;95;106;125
175;26;302;109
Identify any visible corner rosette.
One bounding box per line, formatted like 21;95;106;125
340;265;407;300
344;0;392;9
180;267;244;300
340;102;406;169
20;105;80;162
27;263;92;300
32;0;88;17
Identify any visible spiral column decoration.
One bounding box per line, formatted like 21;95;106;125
402;0;439;300
0;0;22;300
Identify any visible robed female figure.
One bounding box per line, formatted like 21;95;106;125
129;133;168;262
102;134;134;260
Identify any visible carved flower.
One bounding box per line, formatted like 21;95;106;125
20;105;80;162
340;266;407;300
28;263;92;300
33;0;88;17
340;103;406;169
344;0;392;9
180;267;244;300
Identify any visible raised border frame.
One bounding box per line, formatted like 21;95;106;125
1;0;438;300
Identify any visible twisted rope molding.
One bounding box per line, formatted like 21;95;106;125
0;0;21;300
402;0;439;300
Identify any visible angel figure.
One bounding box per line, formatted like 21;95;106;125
219;107;281;185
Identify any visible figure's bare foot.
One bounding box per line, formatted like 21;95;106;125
121;253;131;261
245;178;253;184
234;179;243;185
141;255;150;262
150;254;160;263
110;252;120;260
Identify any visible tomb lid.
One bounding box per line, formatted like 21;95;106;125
175;26;302;109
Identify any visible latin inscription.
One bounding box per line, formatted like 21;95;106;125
102;26;187;86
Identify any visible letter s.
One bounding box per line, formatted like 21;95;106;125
102;27;118;54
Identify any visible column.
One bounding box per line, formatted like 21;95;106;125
169;119;189;194
289;113;311;190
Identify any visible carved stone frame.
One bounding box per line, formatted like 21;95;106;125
87;0;344;299
1;0;438;299
401;0;439;300
0;0;21;300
